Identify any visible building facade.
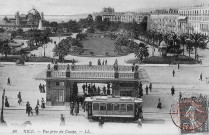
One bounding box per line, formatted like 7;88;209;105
93;7;148;24
148;6;209;36
148;9;179;34
1;8;44;28
178;5;209;35
35;64;149;106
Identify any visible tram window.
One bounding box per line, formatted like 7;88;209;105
93;103;99;111
127;104;134;111
114;104;119;111
120;104;127;111
100;103;106;111
107;103;113;111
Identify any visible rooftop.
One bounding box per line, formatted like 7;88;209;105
35;64;150;82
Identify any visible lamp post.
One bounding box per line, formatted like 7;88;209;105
1;89;5;124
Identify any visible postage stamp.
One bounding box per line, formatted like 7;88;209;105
171;98;207;131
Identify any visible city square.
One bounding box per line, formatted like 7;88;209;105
0;0;209;135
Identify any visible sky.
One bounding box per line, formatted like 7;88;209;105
0;0;209;15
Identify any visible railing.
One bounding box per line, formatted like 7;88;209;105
53;65;132;72
51;71;136;79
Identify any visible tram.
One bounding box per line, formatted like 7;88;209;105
85;96;143;120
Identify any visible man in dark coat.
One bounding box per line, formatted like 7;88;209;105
5;96;9;107
26;101;30;113
145;85;148;95
172;70;175;77
7;77;11;85
157;98;162;109
171;86;175;96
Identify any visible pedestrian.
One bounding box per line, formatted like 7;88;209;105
39;83;42;93
103;86;106;95
107;83;110;89
41;98;45;108
135;65;139;71
60;114;65;126
206;77;209;84
17;92;22;105
199;73;202;81
35;105;39;115
105;60;107;65
172;70;175;77
7;77;11;85
82;84;86;93
89;61;92;66
132;63;135;72
37;99;40;106
107;88;110;95
145;85;148;95
70;102;74;115
171;86;175;96
149;83;152;92
179;92;182;100
157;98;162;109
42;84;45;93
102;59;104;65
137;118;142;128
26;101;30;113
98;87;101;95
75;101;79;116
178;64;180;69
99;117;104;127
5;96;9;107
27;105;32;117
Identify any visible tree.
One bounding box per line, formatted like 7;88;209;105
134;43;149;60
86;25;95;33
76;33;86;41
86;14;94;27
0;28;5;33
16;28;24;36
177;34;187;55
187;33;208;59
114;36;130;54
53;37;83;61
0;40;11;59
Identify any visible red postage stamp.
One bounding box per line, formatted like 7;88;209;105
171;98;207;131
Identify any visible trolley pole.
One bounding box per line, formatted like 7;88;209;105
0;89;5;124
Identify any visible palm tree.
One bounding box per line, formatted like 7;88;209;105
186;33;208;59
0;40;11;59
177;34;188;55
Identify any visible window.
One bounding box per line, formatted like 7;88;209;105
55;82;64;86
100;103;106;111
107;103;113;111
114;104;119;111
93;103;99;110
120;104;127;111
55;82;60;86
127;104;134;111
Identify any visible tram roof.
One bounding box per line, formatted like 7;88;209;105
85;96;143;103
34;64;150;82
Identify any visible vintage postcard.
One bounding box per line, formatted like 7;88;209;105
0;0;209;135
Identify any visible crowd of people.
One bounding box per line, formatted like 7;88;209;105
82;83;112;96
39;83;46;93
97;59;108;65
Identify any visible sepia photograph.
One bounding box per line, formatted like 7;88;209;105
0;0;209;134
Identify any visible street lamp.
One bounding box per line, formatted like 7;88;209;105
1;89;6;124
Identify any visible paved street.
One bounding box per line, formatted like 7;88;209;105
0;36;209;135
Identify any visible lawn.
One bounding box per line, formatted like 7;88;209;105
80;36;118;57
126;55;199;64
